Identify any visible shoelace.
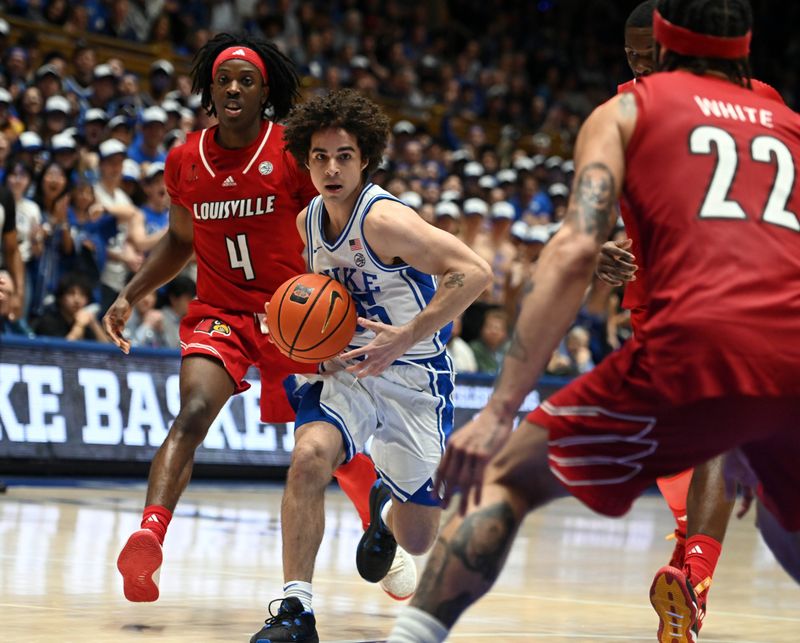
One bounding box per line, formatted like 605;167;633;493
262;598;300;629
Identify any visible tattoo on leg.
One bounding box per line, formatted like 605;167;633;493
444;272;465;288
566;162;616;242
413;502;518;626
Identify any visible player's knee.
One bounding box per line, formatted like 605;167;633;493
171;396;214;445
288;439;337;489
392;508;440;555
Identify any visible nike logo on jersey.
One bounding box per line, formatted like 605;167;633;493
321;291;343;333
222;175;237;187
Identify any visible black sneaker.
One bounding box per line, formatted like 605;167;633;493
356;480;397;583
250;597;319;643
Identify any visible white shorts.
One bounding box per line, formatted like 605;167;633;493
294;353;455;505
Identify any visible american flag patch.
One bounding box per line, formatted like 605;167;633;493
348;238;363;251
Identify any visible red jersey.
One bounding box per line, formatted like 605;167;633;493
165;120;317;312
616;76;787;335
625;70;800;402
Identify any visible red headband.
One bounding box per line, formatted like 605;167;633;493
653;9;751;59
212;46;268;82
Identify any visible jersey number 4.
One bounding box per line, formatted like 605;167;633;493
226;233;255;281
690;125;799;231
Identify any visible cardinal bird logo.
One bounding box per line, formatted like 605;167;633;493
195;318;232;336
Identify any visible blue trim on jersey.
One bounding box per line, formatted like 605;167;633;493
425;351;455;453
375;468;442;507
399;268;446;352
359;194;409;272
294;381;356;462
319;183;373;252
305;197;319;271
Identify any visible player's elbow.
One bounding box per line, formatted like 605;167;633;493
547;232;598;280
473;255;492;290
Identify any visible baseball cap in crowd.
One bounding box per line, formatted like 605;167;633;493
393;120;416;136
495;169;517;185
490;201;515;220
548;183;569;199
142;106;168;125
513;156;535;172
36;64;61;81
440;189;460;202
122;159;141;181
510;221;529;242
19;131;44;152
450;149;471;164
350;55;370;70
144;161;165;181
99;138;128;160
527;225;551;245
150;59;175;76
545;155;564;170
85;108;109;124
531;154;547;167
93;64;116;81
463;198;488;217
51;133;77;152
108;115;132;132
478;175;497;190
0;87;12;105
161;99;182;116
400;191;423;210
187;93;202;111
44;95;71;115
561;159;575;174
164;128;185;150
0;18;9;38
463;161;484;178
434;201;460;219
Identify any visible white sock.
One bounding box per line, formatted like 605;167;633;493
283;580;313;612
381;498;393;528
387;606;449;643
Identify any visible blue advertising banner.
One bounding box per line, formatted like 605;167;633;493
0;336;568;467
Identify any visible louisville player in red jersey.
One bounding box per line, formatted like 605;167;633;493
102;34;385;604
388;2;800;642
597;1;792;635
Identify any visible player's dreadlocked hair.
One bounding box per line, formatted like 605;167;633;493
626;0;658;29
283;89;390;177
191;33;299;121
655;0;752;88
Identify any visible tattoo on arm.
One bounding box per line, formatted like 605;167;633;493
618;92;637;118
444;272;465;288
412;502;518;626
566;163;616;242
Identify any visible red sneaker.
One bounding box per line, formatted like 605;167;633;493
649;565;698;643
117;529;163;602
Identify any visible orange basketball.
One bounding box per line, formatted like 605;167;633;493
267;273;357;363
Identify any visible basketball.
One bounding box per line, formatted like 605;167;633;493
267;273;357;363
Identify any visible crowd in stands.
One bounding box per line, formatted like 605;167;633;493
0;1;792;376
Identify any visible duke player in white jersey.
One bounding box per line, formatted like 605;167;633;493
249;90;491;643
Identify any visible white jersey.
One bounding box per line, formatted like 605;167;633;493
305;183;451;361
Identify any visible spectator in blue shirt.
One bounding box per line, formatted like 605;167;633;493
127;106;167;165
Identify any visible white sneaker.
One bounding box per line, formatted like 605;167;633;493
380;545;417;600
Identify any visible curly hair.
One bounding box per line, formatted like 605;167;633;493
655;0;752;88
191;32;299;121
283;89;390;176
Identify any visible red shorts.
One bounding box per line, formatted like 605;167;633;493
526;341;800;531
179;300;317;423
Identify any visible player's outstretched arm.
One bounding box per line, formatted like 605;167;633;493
437;93;637;513
102;203;194;353
340;200;492;377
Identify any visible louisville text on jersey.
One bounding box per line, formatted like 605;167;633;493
192;196;276;221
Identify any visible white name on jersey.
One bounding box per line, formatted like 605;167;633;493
192;196;276;221
693;95;774;129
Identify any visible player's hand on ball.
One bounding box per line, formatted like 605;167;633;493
340;317;414;378
436;406;514;516
103;296;133;354
596;238;637;286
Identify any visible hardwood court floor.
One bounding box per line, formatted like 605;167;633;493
1;481;798;642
